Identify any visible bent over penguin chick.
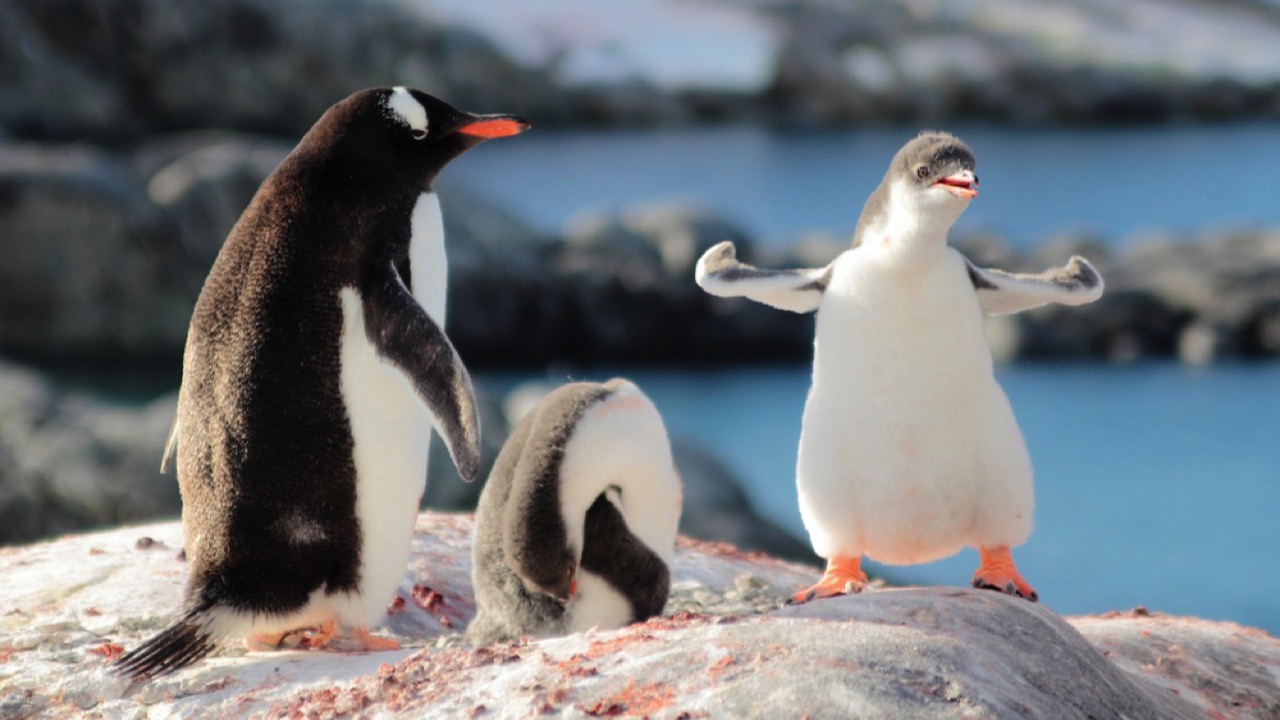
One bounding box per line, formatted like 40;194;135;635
466;379;682;645
116;87;528;681
695;131;1103;605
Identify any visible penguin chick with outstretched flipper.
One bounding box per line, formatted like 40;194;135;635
466;379;682;646
116;87;528;682
695;131;1103;605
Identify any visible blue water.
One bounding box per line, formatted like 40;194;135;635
453;123;1280;634
498;364;1280;634
450;123;1280;248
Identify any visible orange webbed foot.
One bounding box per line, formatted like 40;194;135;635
299;620;339;649
972;546;1038;602
788;555;868;605
351;628;400;652
245;631;287;650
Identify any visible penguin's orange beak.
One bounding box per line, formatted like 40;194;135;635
456;114;530;139
935;171;978;199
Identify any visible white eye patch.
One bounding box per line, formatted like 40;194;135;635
385;86;428;137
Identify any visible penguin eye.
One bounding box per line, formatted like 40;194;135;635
410;128;427;140
915;165;930;180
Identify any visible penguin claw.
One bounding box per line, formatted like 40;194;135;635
972;546;1038;602
788;555;868;605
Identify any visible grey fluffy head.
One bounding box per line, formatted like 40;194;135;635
853;131;978;247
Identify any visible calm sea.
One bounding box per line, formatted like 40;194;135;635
458;124;1280;634
450;122;1280;248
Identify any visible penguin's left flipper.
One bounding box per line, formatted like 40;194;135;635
362;260;482;482
966;255;1104;316
695;241;831;314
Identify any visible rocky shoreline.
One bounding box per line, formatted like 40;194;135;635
3;133;1279;371
5;0;1280;138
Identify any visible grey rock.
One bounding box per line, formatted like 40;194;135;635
10;516;1270;718
0;144;191;363
0;0;554;141
0;362;176;545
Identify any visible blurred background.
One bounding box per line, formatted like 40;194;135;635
0;0;1277;634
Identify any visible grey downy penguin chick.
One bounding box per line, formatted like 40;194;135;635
116;87;528;681
695;131;1103;605
466;379;682;645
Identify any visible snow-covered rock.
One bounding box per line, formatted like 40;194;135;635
2;514;1276;719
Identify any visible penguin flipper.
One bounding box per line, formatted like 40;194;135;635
695;241;830;314
966;256;1104;316
362;260;482;482
159;416;179;474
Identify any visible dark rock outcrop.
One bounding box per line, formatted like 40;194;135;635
5;0;1280;140
4;131;1278;368
0;0;554;142
0;363;176;544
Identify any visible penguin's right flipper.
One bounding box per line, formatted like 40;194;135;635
695;241;831;314
966;256;1104;316
159;416;179;473
361;260;482;482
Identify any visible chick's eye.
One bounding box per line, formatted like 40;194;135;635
410;128;427;140
915;165;930;180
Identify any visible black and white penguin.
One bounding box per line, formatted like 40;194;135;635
115;87;528;681
695;131;1104;604
466;379;682;645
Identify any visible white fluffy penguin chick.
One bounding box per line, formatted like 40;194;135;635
466;379;682;645
695;131;1104;604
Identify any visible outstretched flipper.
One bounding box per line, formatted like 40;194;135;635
695;241;832;314
362;259;482;482
966;255;1104;315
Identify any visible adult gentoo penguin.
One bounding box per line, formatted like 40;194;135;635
115;87;528;680
695;131;1103;604
466;379;682;645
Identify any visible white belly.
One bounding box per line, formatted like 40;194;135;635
566;570;634;633
329;192;447;627
796;248;1033;563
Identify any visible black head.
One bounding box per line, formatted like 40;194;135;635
294;86;529;191
519;546;577;604
892;130;979;200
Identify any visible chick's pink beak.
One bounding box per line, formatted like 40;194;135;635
935;171;978;199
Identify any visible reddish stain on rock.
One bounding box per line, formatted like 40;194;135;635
82;607;101;617
642;611;710;631
411;585;444;612
582;631;659;660
584;678;675;717
675;536;773;562
707;653;736;680
88;548;106;556
89;642;124;659
386;595;406;616
0;649;13;663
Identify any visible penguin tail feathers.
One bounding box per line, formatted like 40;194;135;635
114;603;218;682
